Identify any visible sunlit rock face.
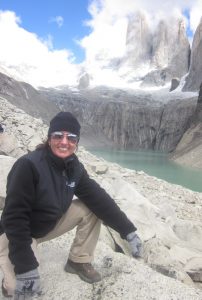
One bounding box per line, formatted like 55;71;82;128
41;86;197;152
90;98;196;152
113;14;190;88
171;87;202;168
124;12;152;68
141;18;190;87
152;19;190;76
183;18;202;92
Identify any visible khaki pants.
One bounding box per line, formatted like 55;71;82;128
0;199;101;296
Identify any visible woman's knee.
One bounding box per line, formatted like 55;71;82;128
72;199;92;216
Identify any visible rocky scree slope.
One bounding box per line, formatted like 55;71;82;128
0;72;59;123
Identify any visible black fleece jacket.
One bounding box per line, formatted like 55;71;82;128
0;147;136;274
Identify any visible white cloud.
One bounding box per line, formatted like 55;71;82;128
189;0;202;33
0;1;201;89
41;34;54;50
87;0;198;17
79;0;201;86
80;1;198;61
49;15;64;28
0;11;80;87
81;17;128;62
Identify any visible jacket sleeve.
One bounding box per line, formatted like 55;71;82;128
75;166;136;239
1;157;39;274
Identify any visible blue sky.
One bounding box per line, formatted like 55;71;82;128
0;0;201;88
0;0;91;63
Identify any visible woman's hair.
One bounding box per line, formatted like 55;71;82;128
35;139;49;150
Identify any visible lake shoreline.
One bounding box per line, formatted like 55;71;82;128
86;147;202;193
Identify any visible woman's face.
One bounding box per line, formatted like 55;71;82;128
49;131;78;159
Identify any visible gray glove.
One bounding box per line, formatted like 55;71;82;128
14;268;42;299
126;232;142;257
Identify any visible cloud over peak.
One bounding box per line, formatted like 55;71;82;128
0;1;201;88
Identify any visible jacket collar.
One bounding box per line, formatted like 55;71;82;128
46;147;76;171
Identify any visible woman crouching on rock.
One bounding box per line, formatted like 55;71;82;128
0;111;142;299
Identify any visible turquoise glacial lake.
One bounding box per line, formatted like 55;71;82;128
87;148;202;193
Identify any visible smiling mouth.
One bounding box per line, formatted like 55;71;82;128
58;147;69;152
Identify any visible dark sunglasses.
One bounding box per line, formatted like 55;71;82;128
50;132;79;144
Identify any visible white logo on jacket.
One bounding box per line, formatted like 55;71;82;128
67;181;75;188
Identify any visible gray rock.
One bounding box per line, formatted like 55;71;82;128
183;18;202;91
0;132;24;157
91;163;108;175
78;73;90;89
154;98;196;151
141;68;170;87
40;84;199;152
0;72;59;123
171;85;202;168
0;97;48;157
170;78;180;92
124;12;152;67
186;258;202;282
142;18;190;87
122;15;190;87
198;82;202;103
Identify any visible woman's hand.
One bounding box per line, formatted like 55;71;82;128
126;231;142;258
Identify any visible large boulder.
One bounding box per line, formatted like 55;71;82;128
0;133;24;157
